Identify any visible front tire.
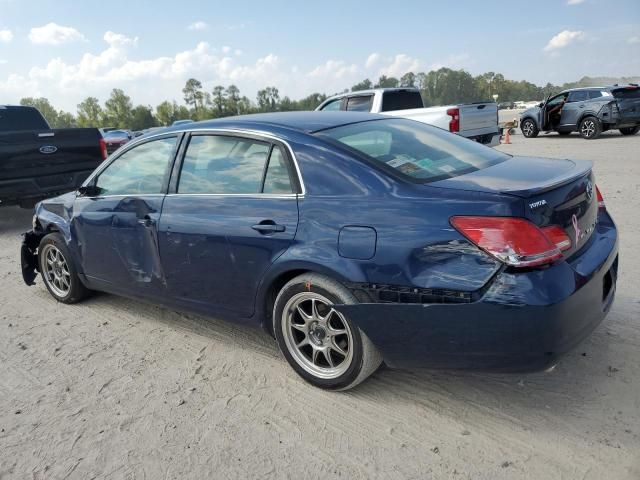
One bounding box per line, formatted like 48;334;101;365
579;116;602;139
38;233;89;304
521;119;539;138
273;273;382;390
619;126;639;136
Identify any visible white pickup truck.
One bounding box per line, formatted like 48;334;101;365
316;88;501;147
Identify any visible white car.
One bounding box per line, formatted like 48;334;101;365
316;88;501;147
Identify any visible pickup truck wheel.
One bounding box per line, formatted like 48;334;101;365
38;233;90;304
579;116;602;139
273;273;382;390
521;119;539;138
619;126;639;136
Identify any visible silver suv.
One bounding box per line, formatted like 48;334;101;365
520;85;640;139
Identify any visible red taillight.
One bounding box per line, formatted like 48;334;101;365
450;216;571;268
541;225;571;252
99;138;108;161
446;107;459;133
596;185;606;210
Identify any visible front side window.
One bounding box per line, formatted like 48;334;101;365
178;135;294;194
346;96;373;112
95;136;177;195
318;118;509;183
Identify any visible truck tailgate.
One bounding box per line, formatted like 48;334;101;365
0;128;103;182
459;103;499;136
0;127;104;205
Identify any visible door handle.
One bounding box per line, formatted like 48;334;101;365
252;221;285;234
138;215;155;227
579;104;585;108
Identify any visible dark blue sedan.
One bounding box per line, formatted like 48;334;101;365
21;112;618;390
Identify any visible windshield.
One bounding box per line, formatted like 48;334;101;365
317;118;509;182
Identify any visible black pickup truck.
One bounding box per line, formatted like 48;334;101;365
0;105;106;207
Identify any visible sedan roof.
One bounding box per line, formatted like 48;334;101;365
162;111;384;135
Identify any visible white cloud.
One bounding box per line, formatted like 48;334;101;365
307;60;359;80
428;53;471;71
378;54;422;78
628;36;640;44
365;53;381;69
29;23;86;45
544;30;585;52
187;21;208;31
0;29;13;43
567;0;585;4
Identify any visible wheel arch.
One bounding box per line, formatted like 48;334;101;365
256;260;359;337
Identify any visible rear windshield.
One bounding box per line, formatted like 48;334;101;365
612;87;640;99
381;90;424;112
0;106;49;131
317;118;509;183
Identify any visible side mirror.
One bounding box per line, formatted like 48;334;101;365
77;184;101;197
538;102;544;108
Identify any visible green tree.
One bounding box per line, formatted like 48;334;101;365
19;97;59;126
224;85;241;115
130;105;157;131
211;85;225;117
374;75;399;88
182;78;204;115
76;97;103;127
400;72;417;88
103;89;133;128
256;86;280;112
55;111;77;128
351;79;373;91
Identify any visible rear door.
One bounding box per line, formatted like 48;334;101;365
158;132;300;317
560;90;589;127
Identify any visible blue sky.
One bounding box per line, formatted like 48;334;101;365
0;0;638;111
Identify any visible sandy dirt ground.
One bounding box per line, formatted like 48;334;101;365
1;131;639;479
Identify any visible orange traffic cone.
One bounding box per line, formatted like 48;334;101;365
502;127;511;144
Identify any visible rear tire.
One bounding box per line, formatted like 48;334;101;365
38;233;90;304
521;119;539;138
619;126;639;136
273;273;382;390
579;116;601;139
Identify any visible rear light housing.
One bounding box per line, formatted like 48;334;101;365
596;185;606;210
446;107;459;133
99;138;108;161
450;216;572;268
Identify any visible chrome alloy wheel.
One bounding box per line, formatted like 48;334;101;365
41;244;71;297
581;119;596;138
282;292;354;379
522;120;535;136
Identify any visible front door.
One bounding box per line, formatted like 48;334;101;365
72;135;179;295
158;133;300;318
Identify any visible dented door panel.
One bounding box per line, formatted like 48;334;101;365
72;195;165;291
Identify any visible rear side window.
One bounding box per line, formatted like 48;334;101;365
588;90;603;99
178;135;294;194
0;107;49;131
568;91;588;102
95;137;177;195
381;90;424;112
320;99;343;111
318;118;509;183
346;96;373;112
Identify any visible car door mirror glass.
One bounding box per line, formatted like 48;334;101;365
77;184;101;197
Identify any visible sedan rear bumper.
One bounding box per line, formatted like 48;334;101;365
336;217;618;371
